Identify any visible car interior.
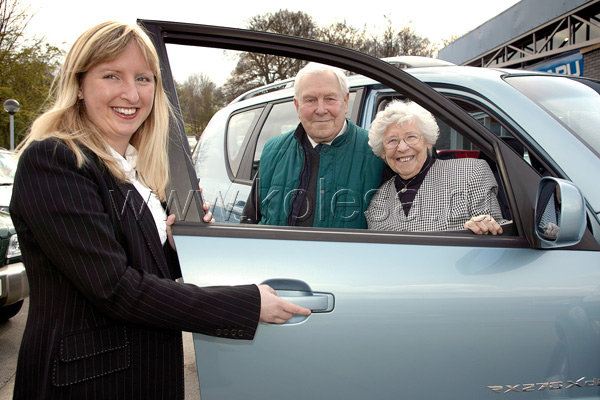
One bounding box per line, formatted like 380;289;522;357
221;86;532;236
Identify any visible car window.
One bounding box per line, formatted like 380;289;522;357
163;33;529;238
255;101;298;164
250;92;357;178
448;97;552;177
0;152;17;182
227;108;263;176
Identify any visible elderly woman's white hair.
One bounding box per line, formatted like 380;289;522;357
294;62;349;98
368;100;440;159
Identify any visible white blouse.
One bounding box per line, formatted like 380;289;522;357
109;145;168;245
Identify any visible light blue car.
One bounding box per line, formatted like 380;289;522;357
142;20;600;399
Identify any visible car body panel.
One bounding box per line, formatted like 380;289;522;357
139;20;600;400
176;228;600;399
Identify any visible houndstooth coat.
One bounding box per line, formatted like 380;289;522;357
365;158;505;232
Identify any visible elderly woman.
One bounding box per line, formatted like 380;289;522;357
365;100;505;234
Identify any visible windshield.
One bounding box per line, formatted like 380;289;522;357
0;152;17;183
505;75;600;156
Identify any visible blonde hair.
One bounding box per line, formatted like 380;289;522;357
17;21;172;201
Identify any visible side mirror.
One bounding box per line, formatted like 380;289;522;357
535;177;586;248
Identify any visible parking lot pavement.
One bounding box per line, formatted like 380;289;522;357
184;331;201;400
0;374;13;400
0;298;27;400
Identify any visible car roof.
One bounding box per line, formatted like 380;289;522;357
226;64;571;111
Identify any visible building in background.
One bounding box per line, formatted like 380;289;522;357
439;0;600;79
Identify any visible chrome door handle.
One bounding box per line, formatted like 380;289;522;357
278;290;335;313
261;279;335;324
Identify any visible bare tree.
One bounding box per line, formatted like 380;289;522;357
318;20;370;53
176;73;225;137
221;10;318;101
0;0;32;55
220;11;435;105
440;34;460;49
0;0;61;148
366;16;433;58
247;9;319;39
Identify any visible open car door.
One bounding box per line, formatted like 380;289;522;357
140;20;600;400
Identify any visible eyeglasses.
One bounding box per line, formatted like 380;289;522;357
383;133;423;149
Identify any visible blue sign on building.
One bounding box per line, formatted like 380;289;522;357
530;52;584;76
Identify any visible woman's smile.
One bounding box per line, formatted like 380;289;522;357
112;107;139;117
396;155;415;162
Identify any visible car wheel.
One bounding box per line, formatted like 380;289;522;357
0;300;24;320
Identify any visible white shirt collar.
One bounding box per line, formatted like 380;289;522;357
109;144;138;181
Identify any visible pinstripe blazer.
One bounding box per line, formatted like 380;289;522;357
9;139;261;399
365;158;506;232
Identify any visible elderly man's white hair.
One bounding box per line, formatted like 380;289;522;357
294;62;349;98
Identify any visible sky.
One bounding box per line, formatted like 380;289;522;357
22;0;521;85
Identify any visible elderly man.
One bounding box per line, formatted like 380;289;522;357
241;63;383;228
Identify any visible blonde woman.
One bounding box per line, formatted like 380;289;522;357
10;21;308;399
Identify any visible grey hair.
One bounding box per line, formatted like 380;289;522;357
368;100;440;159
294;62;349;98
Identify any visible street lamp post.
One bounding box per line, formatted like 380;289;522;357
3;99;20;151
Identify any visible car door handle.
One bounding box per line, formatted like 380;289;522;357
261;279;335;324
278;290;335;313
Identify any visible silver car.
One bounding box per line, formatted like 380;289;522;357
0;210;26;320
0;149;26;320
142;20;600;400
